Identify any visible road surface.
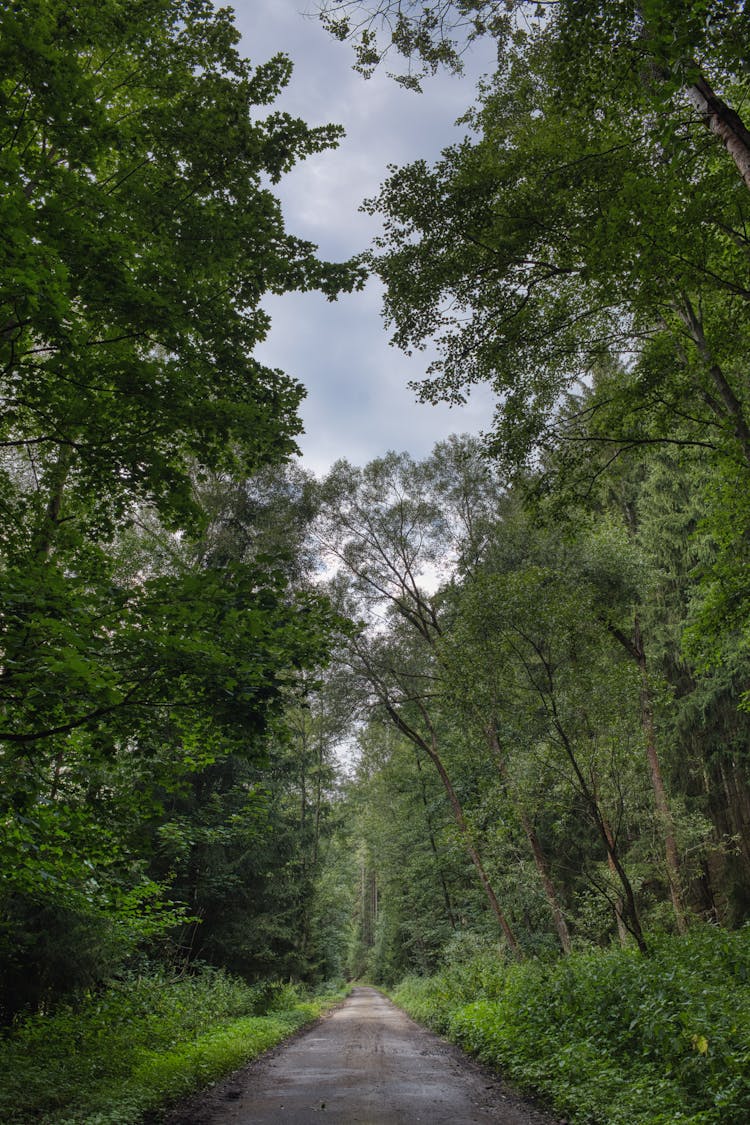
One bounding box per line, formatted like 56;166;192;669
164;986;562;1124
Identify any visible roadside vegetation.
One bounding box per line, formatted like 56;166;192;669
392;926;750;1125
0;967;348;1125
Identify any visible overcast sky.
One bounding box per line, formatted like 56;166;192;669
229;0;496;476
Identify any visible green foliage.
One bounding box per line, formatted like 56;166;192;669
0;966;348;1125
344;724;472;985
0;0;357;1017
4;5;750;1118
316;8;750;1115
0;0;362;531
393;926;750;1124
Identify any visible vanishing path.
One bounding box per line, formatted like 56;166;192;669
164;986;561;1125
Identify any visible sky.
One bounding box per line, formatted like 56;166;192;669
229;0;497;476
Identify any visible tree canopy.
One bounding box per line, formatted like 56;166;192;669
0;0;359;1021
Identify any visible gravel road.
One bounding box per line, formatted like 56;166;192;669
163;986;563;1125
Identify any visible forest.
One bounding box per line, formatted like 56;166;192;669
2;2;750;1123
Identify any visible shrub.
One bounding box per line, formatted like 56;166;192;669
0;965;348;1125
393;925;750;1125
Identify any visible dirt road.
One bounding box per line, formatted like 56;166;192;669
163;986;562;1125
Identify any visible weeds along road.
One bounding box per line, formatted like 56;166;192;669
164;986;563;1125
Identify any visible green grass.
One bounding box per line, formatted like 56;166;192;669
392;925;750;1125
0;967;348;1125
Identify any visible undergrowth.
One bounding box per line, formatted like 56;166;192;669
0;965;348;1125
392;925;750;1125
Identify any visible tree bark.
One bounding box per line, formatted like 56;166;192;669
684;72;750;193
600;807;631;946
414;749;458;930
608;508;689;932
549;703;648;953
31;444;74;562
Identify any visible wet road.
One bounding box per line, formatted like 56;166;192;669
164;986;561;1125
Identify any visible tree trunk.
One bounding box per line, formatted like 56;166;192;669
524;813;572;953
594;797;647;952
718;756;750;869
313;734;323;869
676;294;750;465
423;728;521;955
485;725;572;953
31;444;74;562
684;72;750;193
605;605;688;933
384;701;522;957
414;749;457;930
601;809;631;946
632;616;687;933
551;708;648;953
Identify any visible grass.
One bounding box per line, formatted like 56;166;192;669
0;966;349;1125
391;924;750;1125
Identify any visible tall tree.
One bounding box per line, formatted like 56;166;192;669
0;0;361;734
318;452;522;955
0;0;360;1016
359;24;750;476
321;0;750;192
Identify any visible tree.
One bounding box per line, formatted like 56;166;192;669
2;0;359;524
344;719;467;983
360;23;750;477
601;447;750;927
0;0;361;1016
318;451;522;955
349;8;750;789
320;0;750;192
0;495;342;1017
0;0;361;742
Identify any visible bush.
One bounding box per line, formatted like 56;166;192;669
392;925;750;1125
0;965;348;1125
